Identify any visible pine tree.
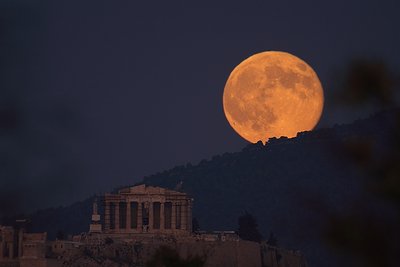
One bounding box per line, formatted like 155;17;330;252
237;211;262;243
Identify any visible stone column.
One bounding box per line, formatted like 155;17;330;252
160;202;165;231
115;202;120;232
9;242;14;259
0;240;4;259
181;201;187;231
137;202;142;232
104;200;110;231
171;202;176;230
149;202;153;232
18;228;23;257
126;201;131;232
188;199;193;233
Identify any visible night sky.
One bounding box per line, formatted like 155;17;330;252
1;0;399;214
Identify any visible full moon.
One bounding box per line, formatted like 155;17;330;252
223;51;324;143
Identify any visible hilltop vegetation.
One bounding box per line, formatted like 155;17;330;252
7;108;397;267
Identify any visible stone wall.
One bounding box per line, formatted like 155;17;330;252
57;236;262;267
261;243;308;267
20;259;46;267
0;234;307;267
0;261;20;267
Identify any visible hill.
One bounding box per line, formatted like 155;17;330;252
4;108;398;267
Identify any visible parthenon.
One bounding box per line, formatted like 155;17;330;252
102;184;193;235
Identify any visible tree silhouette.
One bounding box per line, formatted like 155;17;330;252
56;230;65;240
146;246;205;267
237;211;262;243
266;232;278;246
192;217;200;232
326;59;400;267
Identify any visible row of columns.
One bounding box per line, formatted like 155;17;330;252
104;200;190;233
0;241;13;259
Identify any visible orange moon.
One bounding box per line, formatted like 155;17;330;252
223;51;324;143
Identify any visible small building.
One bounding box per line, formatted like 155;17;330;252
51;240;80;255
20;232;47;267
102;184;193;235
0;226;16;260
0;224;47;267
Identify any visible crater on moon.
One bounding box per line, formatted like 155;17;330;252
223;51;324;143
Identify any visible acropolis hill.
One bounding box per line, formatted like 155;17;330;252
3;109;396;267
1;185;308;267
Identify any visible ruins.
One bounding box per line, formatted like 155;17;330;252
101;184;192;235
0;221;47;267
0;185;308;267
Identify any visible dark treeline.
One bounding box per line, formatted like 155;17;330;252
2;108;397;267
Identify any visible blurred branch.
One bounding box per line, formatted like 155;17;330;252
325;58;400;267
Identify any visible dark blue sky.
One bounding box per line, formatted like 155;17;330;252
1;0;399;214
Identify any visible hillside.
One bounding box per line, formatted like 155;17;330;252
5;108;398;267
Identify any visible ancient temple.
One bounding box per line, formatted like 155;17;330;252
102;184;193;235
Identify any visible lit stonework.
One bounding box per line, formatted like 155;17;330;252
0;223;47;267
89;198;102;233
103;184;193;235
0;226;16;259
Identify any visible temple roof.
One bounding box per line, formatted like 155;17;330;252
118;184;187;196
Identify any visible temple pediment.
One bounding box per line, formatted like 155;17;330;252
118;184;187;196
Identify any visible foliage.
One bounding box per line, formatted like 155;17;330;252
56;230;65;240
266;232;278;246
146;246;206;267
338;59;395;106
326;59;400;267
22;103;400;266
237;211;262;243
105;237;114;245
134;241;143;259
192;217;200;232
